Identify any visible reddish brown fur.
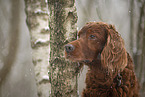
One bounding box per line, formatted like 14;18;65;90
65;22;139;97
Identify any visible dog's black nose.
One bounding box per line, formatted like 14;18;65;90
65;44;75;53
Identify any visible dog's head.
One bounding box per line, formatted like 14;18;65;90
65;22;127;73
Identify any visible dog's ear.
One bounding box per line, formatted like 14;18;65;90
101;24;127;73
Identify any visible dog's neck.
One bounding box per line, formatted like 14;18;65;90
86;60;109;80
86;59;121;87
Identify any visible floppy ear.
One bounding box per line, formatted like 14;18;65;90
101;24;127;74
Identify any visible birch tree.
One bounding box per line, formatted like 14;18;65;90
48;0;79;96
25;0;50;97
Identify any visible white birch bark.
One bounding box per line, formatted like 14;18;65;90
25;0;51;97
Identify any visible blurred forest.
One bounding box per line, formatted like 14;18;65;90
0;0;144;97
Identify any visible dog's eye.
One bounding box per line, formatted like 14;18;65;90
89;35;96;39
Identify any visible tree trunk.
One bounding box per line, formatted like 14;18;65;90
0;0;37;97
0;0;20;95
130;0;145;96
141;21;145;96
140;21;145;96
137;2;145;96
129;0;134;56
25;0;51;97
48;0;78;96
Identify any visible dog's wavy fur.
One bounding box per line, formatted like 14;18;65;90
65;22;139;97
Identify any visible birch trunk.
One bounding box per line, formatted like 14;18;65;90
25;0;51;97
48;0;78;96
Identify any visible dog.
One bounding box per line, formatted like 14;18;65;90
64;22;139;97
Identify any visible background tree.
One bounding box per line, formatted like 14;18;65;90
48;0;79;96
0;0;37;97
129;0;145;96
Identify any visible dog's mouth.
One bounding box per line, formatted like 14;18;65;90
82;60;92;63
65;54;92;63
65;50;93;64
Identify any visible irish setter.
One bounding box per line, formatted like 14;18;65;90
64;22;139;97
